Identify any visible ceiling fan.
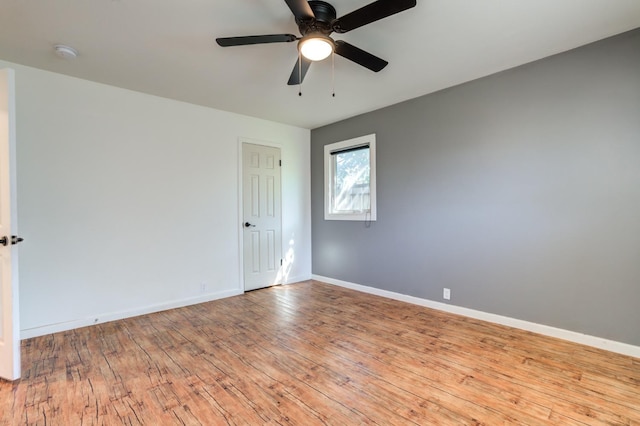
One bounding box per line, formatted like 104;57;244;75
216;0;417;85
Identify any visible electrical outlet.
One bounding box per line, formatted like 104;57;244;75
200;282;206;293
443;288;451;300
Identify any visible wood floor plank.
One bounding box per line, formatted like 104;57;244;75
1;280;639;425
265;283;639;423
254;288;568;424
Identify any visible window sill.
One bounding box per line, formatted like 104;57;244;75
324;212;376;221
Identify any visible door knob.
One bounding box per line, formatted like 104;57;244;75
244;222;256;228
0;236;24;246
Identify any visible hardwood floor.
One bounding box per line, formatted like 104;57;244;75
1;280;639;425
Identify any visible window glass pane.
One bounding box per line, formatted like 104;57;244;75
333;148;370;213
324;133;376;221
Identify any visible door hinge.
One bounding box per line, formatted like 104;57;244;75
279;160;282;167
280;259;283;266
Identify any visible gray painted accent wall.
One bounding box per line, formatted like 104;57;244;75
310;29;640;346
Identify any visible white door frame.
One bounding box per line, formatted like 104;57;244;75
0;68;20;381
237;137;283;292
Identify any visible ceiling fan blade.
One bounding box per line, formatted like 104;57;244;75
334;40;388;72
216;34;297;47
287;56;313;85
284;0;315;20
333;0;416;33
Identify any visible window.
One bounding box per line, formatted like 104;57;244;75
324;134;376;221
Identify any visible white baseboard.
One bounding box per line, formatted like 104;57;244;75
312;274;640;359
20;288;243;340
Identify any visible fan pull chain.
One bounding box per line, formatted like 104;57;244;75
298;51;302;96
332;50;335;97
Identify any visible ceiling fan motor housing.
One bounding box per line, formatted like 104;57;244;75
297;1;337;36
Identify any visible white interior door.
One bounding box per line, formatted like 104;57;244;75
242;143;282;291
0;68;20;381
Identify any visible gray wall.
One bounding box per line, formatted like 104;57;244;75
310;29;640;346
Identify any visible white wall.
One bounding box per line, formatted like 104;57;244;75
0;60;311;338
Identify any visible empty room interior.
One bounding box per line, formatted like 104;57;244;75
1;0;639;424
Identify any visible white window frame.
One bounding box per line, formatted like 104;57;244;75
324;133;377;221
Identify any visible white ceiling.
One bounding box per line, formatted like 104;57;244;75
1;0;639;129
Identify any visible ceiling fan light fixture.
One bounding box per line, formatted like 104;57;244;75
299;35;334;61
